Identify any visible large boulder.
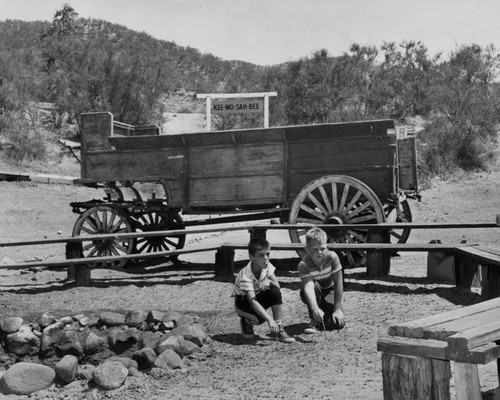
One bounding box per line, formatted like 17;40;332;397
0;362;55;395
6;326;40;356
92;361;128;390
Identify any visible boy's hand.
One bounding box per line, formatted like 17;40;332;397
258;278;271;291
332;310;346;328
267;319;279;333
312;308;325;322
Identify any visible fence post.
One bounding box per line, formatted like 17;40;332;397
215;248;235;281
65;241;91;286
365;229;391;277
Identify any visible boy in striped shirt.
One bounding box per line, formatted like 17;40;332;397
298;227;346;334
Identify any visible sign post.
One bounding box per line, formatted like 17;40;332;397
196;92;277;132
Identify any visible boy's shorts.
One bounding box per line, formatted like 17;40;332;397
235;286;282;325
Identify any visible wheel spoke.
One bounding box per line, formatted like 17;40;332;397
88;247;99;257
390;230;403;240
347;229;366;242
319;185;332;213
296;217;323;224
91;211;102;230
164;238;178;247
349;213;378;224
344;191;363;215
307;192;328;216
331;183;338;212
81;226;96;235
345;200;372;220
338;184;350;213
299;204;325;220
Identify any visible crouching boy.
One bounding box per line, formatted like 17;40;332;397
233;237;295;343
299;227;346;334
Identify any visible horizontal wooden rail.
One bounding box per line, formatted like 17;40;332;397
1;222;498;248
0;245;221;270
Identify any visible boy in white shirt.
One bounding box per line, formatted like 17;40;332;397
233;237;295;343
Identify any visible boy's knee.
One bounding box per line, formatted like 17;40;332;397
268;286;282;302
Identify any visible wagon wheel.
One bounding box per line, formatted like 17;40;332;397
383;199;412;244
133;212;186;255
288;175;386;266
72;205;135;268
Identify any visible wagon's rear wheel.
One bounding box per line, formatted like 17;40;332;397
133;212;186;254
288;175;386;266
72;205;135;268
383;198;412;244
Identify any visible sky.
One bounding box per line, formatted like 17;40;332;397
1;0;500;66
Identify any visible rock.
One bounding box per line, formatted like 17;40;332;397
165;324;208;347
55;354;78;384
162;310;180;325
155;335;184;355
0;362;55;395
99;311;126;327
92;361;128;390
125;310;147;327
84;332;108;355
128;366;141;377
40;321;65;357
153;349;184;370
108;356;138;370
73;315;90;327
132;347;157;370
175;314;199;327
141;331;164;349
159;320;175;331
177;339;202;358
41;312;57;328
6;325;40;356
56;330;83;357
146;310;165;324
77;364;96;381
107;327;142;354
0;317;23;334
60;316;74;325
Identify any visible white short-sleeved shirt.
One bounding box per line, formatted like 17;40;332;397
298;251;341;289
232;261;276;296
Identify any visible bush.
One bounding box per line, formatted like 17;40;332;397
0;120;47;162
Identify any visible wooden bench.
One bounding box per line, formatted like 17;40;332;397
377;296;500;400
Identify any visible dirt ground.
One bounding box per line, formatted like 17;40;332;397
1;168;500;399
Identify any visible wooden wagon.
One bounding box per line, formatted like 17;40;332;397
70;112;419;267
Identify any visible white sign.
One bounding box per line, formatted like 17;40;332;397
212;99;264;115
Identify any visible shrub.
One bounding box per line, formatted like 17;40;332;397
0;120;47;162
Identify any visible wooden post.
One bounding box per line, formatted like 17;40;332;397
366;229;391;277
451;362;481;400
454;254;476;290
481;264;500;300
215;248;235;281
249;228;267;240
381;353;451;400
65;241;91;286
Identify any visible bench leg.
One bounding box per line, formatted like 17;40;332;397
454;254;477;290
381;353;451;400
215;249;235;281
451;362;481;400
481;264;500;300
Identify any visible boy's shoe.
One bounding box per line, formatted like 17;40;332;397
271;326;295;343
240;318;255;339
303;320;319;334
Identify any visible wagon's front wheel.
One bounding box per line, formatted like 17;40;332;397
288;175;386;266
72;205;135;268
383;198;412;244
133;212;186;254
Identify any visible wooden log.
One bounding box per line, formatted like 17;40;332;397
65;242;91;286
381;353;451;400
215;248;235;280
366;230;391;277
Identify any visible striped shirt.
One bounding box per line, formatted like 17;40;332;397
232;261;276;296
298;251;341;289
